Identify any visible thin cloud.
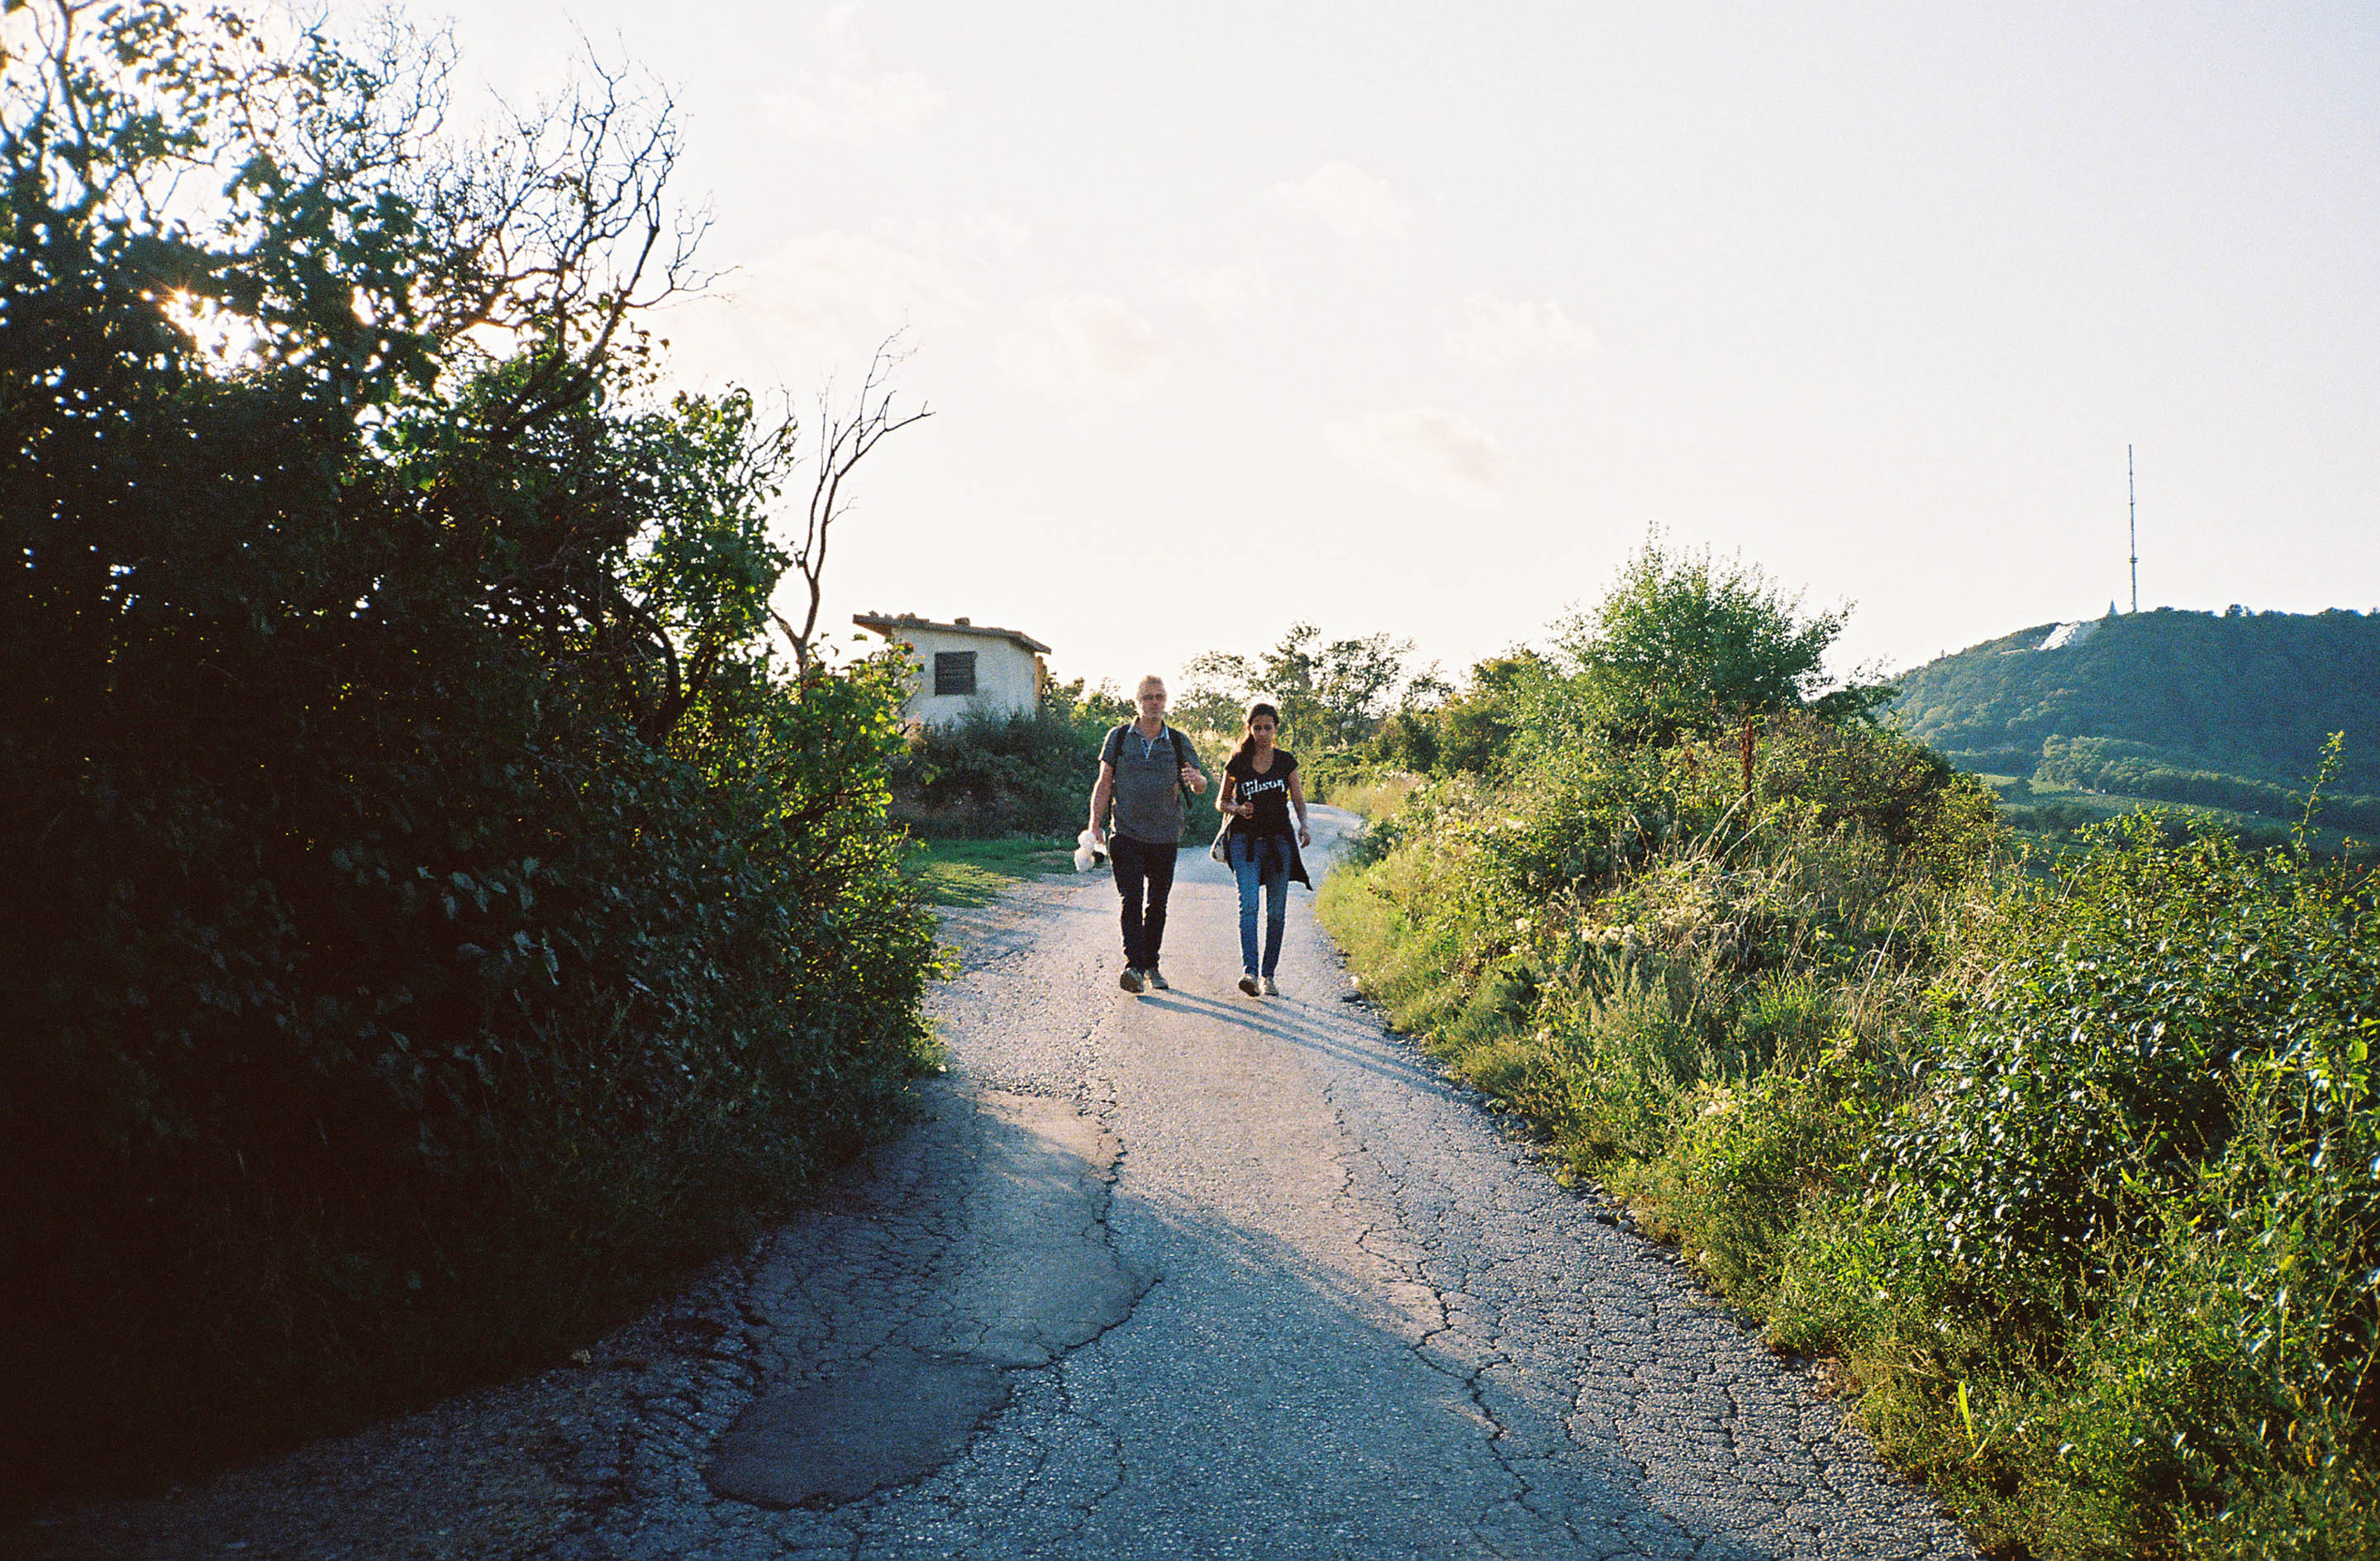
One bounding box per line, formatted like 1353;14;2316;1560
763;71;942;145
959;210;1033;257
1159;263;1273;322
763;5;942;145
1325;408;1501;503
817;1;865;49
897;210;1033;260
1447;294;1598;364
1265;161;1413;239
1000;294;1175;409
735;230;972;355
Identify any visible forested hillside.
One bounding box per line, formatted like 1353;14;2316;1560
1891;607;2380;792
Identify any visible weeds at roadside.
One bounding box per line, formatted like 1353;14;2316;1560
1320;721;2380;1560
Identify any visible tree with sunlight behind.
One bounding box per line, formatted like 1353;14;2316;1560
1;0;935;1497
1558;532;1896;749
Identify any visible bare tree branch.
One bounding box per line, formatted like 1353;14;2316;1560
783;336;931;678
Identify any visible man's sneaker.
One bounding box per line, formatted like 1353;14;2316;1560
1146;968;1171;991
1238;973;1261;997
1120;966;1146;993
1259;976;1280;997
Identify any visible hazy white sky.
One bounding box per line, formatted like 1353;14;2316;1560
395;1;2378;692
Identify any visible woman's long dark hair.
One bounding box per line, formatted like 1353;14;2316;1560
1229;701;1283;772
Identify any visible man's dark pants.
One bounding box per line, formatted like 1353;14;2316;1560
1110;834;1178;971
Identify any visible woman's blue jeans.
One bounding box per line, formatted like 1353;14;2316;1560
1228;834;1288;977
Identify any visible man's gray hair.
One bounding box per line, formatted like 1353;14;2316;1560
1136;674;1167;695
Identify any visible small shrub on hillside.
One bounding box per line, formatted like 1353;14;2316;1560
1650;1064;1866;1296
1373;707;1444;773
1754;714;2000;879
890;702;1104;838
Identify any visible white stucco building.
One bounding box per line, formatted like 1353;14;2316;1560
853;612;1051;726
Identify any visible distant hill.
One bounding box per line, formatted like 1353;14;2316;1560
1890;607;2380;830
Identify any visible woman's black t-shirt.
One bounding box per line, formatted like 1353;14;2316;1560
1225;750;1297;838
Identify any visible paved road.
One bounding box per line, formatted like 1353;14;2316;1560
14;807;1973;1560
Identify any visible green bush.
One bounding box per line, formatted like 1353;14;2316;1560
1849;815;2380;1554
1879;818;2330;1295
1319;547;2380;1558
890;699;1111;838
1302;747;1389;802
1;6;936;1497
1654;1063;1861;1296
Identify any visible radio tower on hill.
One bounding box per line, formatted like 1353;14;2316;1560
2128;445;2138;614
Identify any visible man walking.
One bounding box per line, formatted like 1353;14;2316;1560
1088;675;1208;993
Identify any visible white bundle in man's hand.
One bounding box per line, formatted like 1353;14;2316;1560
1073;829;1109;873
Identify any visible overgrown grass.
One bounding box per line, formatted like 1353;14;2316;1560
1323;768;1426;820
901;835;1080;907
1320;721;2380;1559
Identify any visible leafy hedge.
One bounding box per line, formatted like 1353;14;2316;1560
2;4;936;1497
888;683;1126;838
1825;818;2380;1557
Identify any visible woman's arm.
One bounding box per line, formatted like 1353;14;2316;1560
1289;769;1311;845
1216;773;1236;815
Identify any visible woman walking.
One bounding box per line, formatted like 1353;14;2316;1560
1216;701;1312;997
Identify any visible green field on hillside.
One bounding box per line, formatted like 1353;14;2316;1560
1977;781;2371;869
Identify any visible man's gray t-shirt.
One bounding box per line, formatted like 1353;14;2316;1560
1099;722;1204;845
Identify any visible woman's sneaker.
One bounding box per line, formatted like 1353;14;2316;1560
1259;976;1280;997
1120;966;1146;993
1237;973;1260;997
1146;968;1171;991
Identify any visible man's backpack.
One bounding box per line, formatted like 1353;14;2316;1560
1102;723;1202;845
1109;722;1190;787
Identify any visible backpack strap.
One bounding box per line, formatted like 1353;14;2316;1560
1111;723;1195;796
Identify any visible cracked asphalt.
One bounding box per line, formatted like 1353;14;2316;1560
8;806;1974;1561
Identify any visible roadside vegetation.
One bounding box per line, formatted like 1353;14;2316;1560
901;835;1079;907
886;680;1135;899
2;4;937;1501
888;678;1130;840
1317;539;2380;1559
889;676;1256;854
